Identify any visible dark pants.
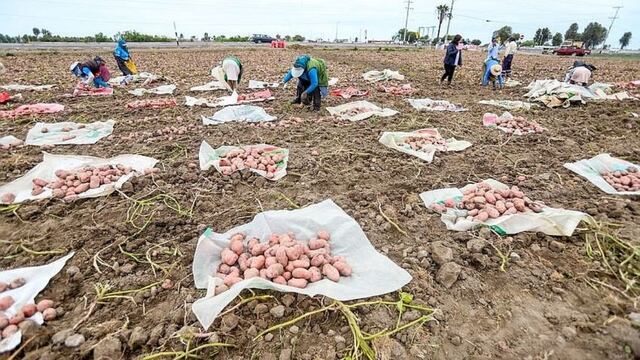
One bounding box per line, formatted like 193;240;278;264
295;78;321;110
114;56;132;76
441;64;456;83
502;54;514;77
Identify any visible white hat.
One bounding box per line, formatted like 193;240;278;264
490;64;502;76
291;67;304;78
69;61;80;72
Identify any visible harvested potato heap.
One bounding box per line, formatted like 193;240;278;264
486;113;544;134
120;124;203;142
402;135;447;152
602;166;640;191
214;231;351;294
219;147;285;178
249;117;305;128
32;165;133;201
344;107;370;116
40;124;86;141
430;182;545;222
0;278;57;339
125;98;177;109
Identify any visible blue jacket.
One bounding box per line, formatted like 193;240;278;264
482;58;504;87
114;39;130;60
283;68;319;94
444;43;462;66
486;43;501;61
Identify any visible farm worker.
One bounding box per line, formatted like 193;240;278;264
69;58;111;88
282;55;328;111
482;59;504;89
440;34;463;85
486;37;501;62
113;38;137;76
222;56;243;91
564;61;596;87
502;36;517;78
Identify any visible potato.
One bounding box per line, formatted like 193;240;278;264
282;271;292;280
265;263;284;279
275;247;288;266
0;282;6;292
322;264;340;282
443;198;455;208
333;261;352;276
287;278;308;288
292;268;311;280
2;324;17;338
0;316;7;330
248;237;260;249
228;267;240;277
42;308;57;321
317;230;330;241
74;183;90;193
487;207;500;219
285;246;302;261
291;256;310;269
221;248;239;266
264;256;276;268
250;242;268;256
21;304;37;317
9;313;24;325
285;262;295;272
475;211;489;222
229;238;244;255
36;299;54;312
215;284;228;295
308;238;328;251
237;254;249;271
259;269;268;279
309;267;322;282
273;276;287;285
89;176;101;189
218;263;231;274
1;193;15;204
223;274;242;287
0;296;14;310
467;209;479;216
244;268;259;279
311;254;326;267
32;178;48;187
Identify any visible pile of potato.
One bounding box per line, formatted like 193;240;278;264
218;147;285;178
1;138;23;150
401;135;447;152
377;84;413;95
35;165;130;200
602;166;640;191
249;117;305;128
1;296;57;339
119;123;202;143
344;107;371;116
214;231;351;294
430;182;545;222
126;98;177;109
485;113;544;134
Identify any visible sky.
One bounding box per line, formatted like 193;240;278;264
0;0;638;48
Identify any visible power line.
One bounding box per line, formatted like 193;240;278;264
602;5;622;49
402;0;413;44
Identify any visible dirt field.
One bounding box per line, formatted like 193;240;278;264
0;47;639;360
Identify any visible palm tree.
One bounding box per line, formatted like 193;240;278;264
435;4;450;43
619;32;632;50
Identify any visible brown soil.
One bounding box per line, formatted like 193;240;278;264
0;47;639;360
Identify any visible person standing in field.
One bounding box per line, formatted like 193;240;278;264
113;38;137;76
440;34;463;85
282;55;328;111
502;36;517;78
486;37;501;62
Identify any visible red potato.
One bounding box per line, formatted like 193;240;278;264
309;267;322;282
275;247;288;266
285;246;302;260
273;276;287;285
248;237;260;249
0;282;7;292
311;254;326;267
0;296;14;310
42;308;57;321
285;262;295;272
264;256;277;268
1;193;15;204
221;248;239;266
317;230;330;241
9;313;24;325
259;269;268;279
227;267;240;277
322;264;340;282
282;271;292;280
292;268;311;280
2;324;17;338
291;257;310;269
215;284;228;295
287;278;308;288
218;263;231;274
32;178;48;187
265;263;284;279
244;268;259;279
237;254;249;271
21;304;37;317
229;238;244;255
36;299;54;312
267;234;279;246
0;316;8;330
308;238;328;250
249;255;266;269
223;274;242;287
333;261;352;276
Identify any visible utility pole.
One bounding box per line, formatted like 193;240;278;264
335;21;339;42
603;6;622;49
443;0;455;44
402;0;413;44
173;21;179;47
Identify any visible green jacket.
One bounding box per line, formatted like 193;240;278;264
223;56;243;83
307;58;328;87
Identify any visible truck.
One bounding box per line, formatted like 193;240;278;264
552;40;591;56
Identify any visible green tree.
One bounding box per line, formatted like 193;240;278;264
471;39;482;45
565;23;579;40
284;35;292;41
292;34;305;42
492;26;512;43
541;28;551;44
435;4;450;43
32;27;40;38
202;32;210;41
581;22;607;49
393;28;418;43
619;32;632;49
552;32;563;46
520;40;535;47
533;28;543;45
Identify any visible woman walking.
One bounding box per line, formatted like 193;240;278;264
440;34;463;85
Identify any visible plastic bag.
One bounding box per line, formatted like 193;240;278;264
198;140;289;180
419;179;586;236
124;59;138;74
408;98;466;112
191;199;412;330
362;69;404;82
326;100;397;121
128;84;176;96
248;80;279;89
25;120;115;146
0;84;55;92
564;153;640;195
379;128;471;163
201;105;276;125
190;81;227;92
0;152;158;204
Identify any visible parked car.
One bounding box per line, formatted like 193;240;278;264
249;34;276;43
553;44;591;56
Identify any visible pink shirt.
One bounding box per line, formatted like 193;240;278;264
571;66;591;84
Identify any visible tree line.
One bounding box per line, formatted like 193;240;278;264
528;23;632;49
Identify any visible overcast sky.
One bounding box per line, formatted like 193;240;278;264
1;0;638;48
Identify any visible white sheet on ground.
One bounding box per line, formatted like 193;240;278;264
408;98;466;112
0;153;158;204
248;80;279;89
0;84;55;92
128;84;176;96
202;105;276;125
108;72;162;86
419;179;586;236
379;128;471;163
478;100;533;110
191;199;412;330
198;141;289;181
0;135;22;147
25;120;115;146
190;81;227;91
564;153;640;195
0;252;74;353
326;100;398;121
362;69;404;82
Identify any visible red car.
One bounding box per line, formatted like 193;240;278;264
553;46;591;56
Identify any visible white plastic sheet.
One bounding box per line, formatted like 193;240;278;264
0;84;55;92
198;141;289;181
129;84;176;96
379;128;471;163
326;100;398;121
0;252;74;353
202;105;276;125
362;69;404;82
408;98;466;112
478;100;533;110
328;77;339;86
25;120;115;146
419;179;586;236
191;199;412;330
109;72;162;86
0;135;23;147
211;66;233;91
0;153;158;204
248;80;279;89
185;93;237;108
190;81;227;92
564;153;640;195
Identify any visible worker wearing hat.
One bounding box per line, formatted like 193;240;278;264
282;55;328;111
113;38;137;76
70;58;111;88
482;58;504;89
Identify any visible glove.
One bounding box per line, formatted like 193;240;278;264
301;91;311;105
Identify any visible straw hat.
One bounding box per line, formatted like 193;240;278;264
490;64;502;76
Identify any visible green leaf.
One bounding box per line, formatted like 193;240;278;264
399;292;413;304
